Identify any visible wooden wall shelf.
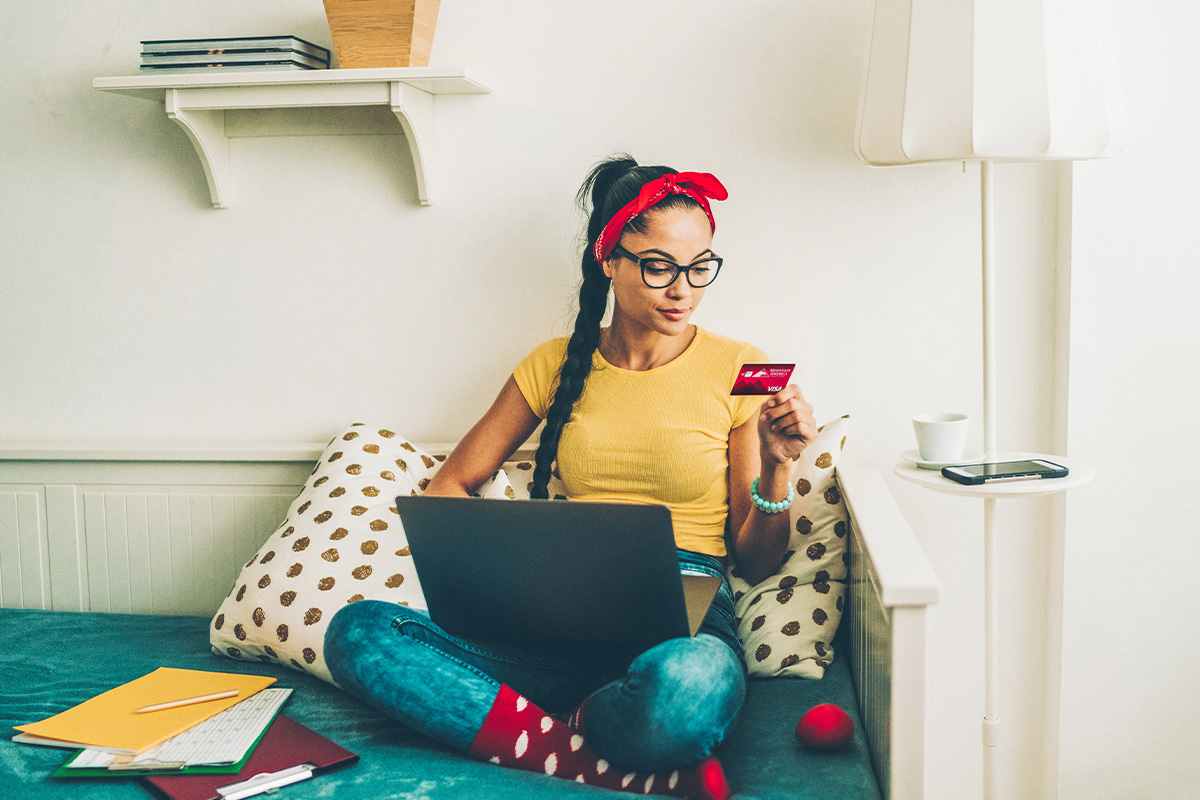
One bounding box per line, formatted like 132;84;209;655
93;67;490;207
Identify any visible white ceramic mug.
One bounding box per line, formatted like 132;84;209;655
912;413;970;462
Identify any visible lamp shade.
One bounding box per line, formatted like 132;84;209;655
855;0;1128;165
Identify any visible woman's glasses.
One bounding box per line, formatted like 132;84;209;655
611;245;723;289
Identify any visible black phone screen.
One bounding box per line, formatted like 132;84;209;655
957;460;1062;478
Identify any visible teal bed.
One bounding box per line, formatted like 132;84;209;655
1;607;879;800
0;438;938;799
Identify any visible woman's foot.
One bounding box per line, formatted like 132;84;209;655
469;684;731;800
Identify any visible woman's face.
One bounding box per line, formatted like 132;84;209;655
602;205;715;338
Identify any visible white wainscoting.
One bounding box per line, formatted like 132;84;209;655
0;446;319;616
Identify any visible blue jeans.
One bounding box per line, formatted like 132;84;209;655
324;549;746;771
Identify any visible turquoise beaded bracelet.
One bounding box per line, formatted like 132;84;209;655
751;477;794;514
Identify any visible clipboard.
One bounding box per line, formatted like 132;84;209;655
142;715;358;800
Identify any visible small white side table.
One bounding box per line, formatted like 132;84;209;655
894;451;1093;799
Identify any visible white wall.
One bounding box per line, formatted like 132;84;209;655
3;1;1179;798
1055;1;1200;797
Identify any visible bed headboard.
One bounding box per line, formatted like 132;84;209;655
837;440;940;799
0;438;938;800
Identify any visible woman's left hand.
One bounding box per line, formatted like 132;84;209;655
757;384;818;464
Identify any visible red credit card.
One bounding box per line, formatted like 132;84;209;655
731;363;795;395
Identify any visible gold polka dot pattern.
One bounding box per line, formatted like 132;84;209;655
209;422;525;686
728;415;851;680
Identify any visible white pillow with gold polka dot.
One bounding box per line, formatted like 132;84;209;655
728;415;851;679
501;456;569;500
209;422;515;685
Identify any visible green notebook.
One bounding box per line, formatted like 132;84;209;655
53;688;291;778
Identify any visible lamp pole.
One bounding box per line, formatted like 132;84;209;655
980;159;1001;800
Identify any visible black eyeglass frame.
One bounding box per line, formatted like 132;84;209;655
611;245;724;289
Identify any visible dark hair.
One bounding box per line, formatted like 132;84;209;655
529;155;704;499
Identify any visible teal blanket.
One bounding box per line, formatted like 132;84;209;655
0;608;880;799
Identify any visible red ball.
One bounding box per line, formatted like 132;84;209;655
794;703;855;750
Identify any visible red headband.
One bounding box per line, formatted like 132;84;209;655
592;172;729;263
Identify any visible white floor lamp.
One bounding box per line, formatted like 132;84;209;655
854;2;1127;798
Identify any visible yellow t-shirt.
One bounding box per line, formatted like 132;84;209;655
512;326;768;557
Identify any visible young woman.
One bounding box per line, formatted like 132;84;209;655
324;156;817;800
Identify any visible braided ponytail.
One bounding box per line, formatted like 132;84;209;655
530;155;702;498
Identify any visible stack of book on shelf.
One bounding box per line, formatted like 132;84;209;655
140;36;331;73
11;667;357;800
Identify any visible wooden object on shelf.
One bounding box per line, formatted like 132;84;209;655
323;0;441;68
92;67;489;207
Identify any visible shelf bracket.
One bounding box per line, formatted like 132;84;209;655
390;82;435;206
93;69;489;208
164;89;232;208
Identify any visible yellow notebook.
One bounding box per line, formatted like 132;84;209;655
14;668;275;754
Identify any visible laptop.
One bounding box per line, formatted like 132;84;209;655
394;496;723;658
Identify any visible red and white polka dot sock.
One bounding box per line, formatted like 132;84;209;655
468;685;730;800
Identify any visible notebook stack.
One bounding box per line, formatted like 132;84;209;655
140;36;331;74
10;667;357;799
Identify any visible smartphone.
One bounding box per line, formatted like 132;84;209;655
941;459;1069;485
